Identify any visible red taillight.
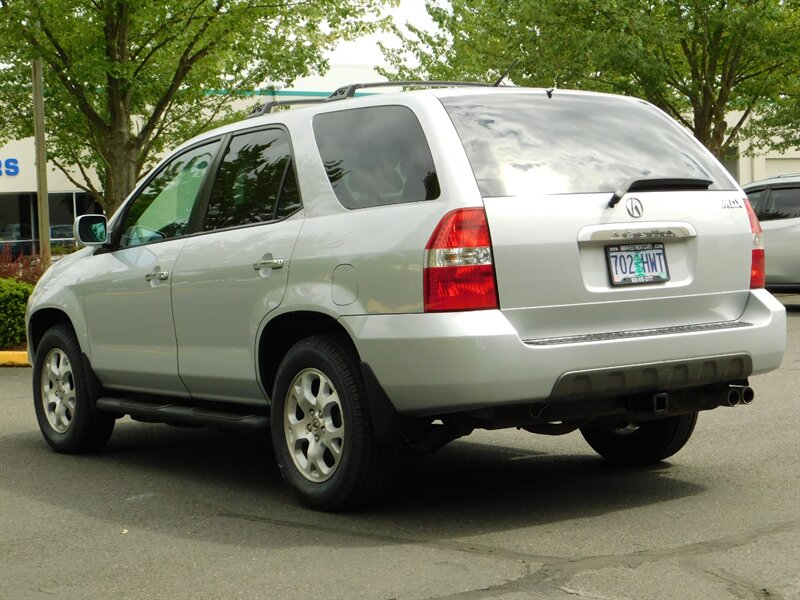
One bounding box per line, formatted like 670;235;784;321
745;198;765;289
424;208;498;312
750;248;765;289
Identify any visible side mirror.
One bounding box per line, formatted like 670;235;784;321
74;214;109;246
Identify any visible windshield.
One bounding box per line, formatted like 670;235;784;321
441;92;733;197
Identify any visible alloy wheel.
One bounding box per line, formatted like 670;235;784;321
283;368;345;482
41;348;76;434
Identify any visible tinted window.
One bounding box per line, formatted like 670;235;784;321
441;93;733;197
120;142;220;248
204;129;301;231
276;163;303;220
759;187;800;221
313;106;440;209
745;187;766;215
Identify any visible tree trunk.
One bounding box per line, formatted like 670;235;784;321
101;141;139;215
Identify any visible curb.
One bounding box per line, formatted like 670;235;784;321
0;351;29;367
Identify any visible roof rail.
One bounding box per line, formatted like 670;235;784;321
326;80;494;102
246;98;323;119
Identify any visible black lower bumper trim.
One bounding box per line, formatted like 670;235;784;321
548;353;752;401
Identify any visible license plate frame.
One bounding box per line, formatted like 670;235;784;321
605;242;670;286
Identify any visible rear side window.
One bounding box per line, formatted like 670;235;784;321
758;187;800;221
204;128;301;231
313;106;440;209
441;93;733;197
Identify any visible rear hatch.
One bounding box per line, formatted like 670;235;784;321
441;91;753;341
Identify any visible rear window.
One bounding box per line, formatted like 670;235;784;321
441;93;733;197
313;106;440;209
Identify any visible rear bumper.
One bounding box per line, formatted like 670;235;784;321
341;289;786;416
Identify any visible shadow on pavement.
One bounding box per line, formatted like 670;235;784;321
2;418;705;551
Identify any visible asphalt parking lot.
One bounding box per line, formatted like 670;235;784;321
1;296;798;600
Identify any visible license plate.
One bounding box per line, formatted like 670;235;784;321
605;243;670;286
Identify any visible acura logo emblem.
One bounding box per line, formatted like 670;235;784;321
626;197;644;218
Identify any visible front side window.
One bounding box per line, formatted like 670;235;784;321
204;128;301;231
313;106;440;209
120;141;220;248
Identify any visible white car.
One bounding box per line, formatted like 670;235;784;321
743;174;800;292
27;83;787;510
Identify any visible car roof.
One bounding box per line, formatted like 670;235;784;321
170;84;651;155
743;174;800;189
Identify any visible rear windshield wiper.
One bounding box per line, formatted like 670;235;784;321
608;176;713;208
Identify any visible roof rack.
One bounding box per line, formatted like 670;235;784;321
326;80;494;102
245;81;503;116
246;98;323;119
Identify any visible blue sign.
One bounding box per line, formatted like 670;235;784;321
0;158;20;176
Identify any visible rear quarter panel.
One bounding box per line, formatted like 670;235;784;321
284;95;483;316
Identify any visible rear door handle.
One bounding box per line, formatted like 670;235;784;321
253;258;284;271
145;269;169;282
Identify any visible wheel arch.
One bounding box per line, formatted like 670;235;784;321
257;311;358;400
28;308;76;358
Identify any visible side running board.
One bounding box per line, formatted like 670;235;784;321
96;397;269;432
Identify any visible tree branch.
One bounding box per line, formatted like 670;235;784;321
50;154;102;204
733;61;787;85
30;25;109;135
723;102;755;150
134;0;227;148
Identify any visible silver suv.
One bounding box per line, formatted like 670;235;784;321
27;84;787;510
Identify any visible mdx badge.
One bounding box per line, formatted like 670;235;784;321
626;197;644;218
722;198;743;209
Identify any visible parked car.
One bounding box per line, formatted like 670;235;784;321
742;174;800;292
26;83;786;510
49;224;76;240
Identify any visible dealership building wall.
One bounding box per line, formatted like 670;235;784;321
1;65;798;256
0;137;100;256
733;148;800;183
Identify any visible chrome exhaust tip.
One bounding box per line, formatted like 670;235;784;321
724;387;742;407
737;385;755;405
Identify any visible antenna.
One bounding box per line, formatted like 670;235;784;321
493;59;520;87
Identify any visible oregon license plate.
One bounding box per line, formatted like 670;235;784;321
605;243;670;286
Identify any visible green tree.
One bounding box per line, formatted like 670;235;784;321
741;71;800;154
382;0;800;159
0;0;391;212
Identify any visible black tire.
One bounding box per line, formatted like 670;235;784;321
580;413;698;466
270;335;397;511
32;324;115;453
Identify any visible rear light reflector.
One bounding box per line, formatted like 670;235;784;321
744;198;765;289
750;248;765;289
424;208;498;312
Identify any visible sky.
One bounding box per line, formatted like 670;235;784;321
326;0;435;67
